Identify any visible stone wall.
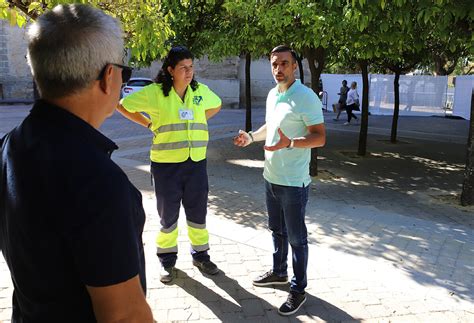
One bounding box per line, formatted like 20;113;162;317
0;20;33;100
0;20;9;99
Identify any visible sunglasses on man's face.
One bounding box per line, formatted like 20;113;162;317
97;63;133;84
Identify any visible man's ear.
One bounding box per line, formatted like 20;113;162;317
167;66;173;78
99;64;114;94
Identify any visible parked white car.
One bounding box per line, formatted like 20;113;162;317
120;77;153;98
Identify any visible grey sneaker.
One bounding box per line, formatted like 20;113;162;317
253;270;288;286
159;266;174;283
278;291;307;316
192;259;219;275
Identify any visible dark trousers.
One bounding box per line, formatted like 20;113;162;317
151;158;210;267
346;103;358;123
265;180;309;293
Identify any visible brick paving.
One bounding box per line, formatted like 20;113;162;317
0;104;473;322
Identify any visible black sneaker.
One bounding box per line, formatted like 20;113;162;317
278;291;306;316
252;270;288;286
193;259;219;275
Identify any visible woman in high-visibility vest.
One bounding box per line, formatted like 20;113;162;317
117;46;222;283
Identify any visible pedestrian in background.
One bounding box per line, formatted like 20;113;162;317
344;81;360;125
333;79;349;121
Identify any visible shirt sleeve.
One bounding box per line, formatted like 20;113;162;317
199;84;222;110
120;85;154;114
67;173;143;287
301;91;324;126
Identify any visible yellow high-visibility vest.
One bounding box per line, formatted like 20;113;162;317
121;83;221;163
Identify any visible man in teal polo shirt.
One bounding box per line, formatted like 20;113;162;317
234;45;326;316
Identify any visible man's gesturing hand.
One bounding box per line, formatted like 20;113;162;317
264;128;291;151
233;130;252;147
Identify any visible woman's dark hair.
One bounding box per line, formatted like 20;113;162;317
154;46;199;97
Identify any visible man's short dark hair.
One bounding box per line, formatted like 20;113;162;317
270;45;297;62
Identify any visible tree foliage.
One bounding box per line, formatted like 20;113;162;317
160;0;225;57
0;0;174;66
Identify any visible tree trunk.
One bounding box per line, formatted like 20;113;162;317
297;55;304;84
433;55;457;76
304;47;325;176
461;89;474;206
309;148;318;177
304;47;325;94
245;52;252;132
390;71;401;143
357;60;369;156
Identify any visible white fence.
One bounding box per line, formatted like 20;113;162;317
321;74;452;117
453;75;473;120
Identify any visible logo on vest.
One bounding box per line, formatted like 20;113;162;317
193;96;203;105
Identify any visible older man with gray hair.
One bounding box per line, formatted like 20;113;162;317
0;4;153;322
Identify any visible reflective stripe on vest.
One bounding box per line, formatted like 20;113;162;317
152;140;208;151
156;222;178;254
151;106;209;160
187;220;209;251
155;122;208;134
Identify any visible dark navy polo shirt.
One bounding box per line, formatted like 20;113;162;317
0;100;146;322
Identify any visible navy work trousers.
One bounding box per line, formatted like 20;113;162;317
151;158;210;267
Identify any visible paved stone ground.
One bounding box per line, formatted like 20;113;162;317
0;104;473;322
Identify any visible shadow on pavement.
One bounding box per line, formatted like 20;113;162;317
171;269;271;321
205;134;474;302
258;284;359;322
171;269;357;322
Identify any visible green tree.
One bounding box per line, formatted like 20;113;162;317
425;4;473;76
338;1;384;156
1;0;173;66
382;54;420;143
373;0;425;144
383;0;472;143
160;0;225;56
207;0;272;131
258;0;344;175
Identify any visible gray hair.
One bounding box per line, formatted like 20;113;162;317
27;4;124;99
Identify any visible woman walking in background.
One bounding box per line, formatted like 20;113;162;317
333;80;349;121
344;81;359;125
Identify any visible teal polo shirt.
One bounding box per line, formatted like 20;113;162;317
263;79;324;187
